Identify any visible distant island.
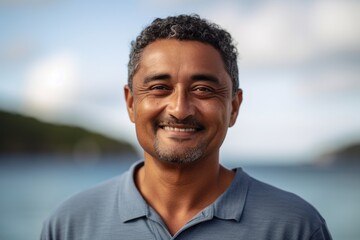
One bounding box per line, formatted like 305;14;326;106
0;110;138;161
318;142;360;165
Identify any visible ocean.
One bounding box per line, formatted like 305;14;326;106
0;156;359;240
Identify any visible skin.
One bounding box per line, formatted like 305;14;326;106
124;39;242;235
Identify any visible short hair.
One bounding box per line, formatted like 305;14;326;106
127;14;239;94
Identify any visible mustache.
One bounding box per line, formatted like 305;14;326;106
156;116;204;129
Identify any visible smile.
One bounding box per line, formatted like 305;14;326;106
163;126;197;132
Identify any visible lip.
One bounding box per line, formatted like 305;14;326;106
158;124;203;139
162;126;197;132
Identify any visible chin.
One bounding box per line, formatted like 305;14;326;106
154;143;205;165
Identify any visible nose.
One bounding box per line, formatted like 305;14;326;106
166;88;195;120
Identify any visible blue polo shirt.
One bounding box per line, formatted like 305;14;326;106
41;161;332;239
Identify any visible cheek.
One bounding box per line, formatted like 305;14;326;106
199;101;229;123
134;98;165;127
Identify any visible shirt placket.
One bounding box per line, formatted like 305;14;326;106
146;205;214;240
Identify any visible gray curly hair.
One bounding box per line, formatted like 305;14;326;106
128;14;239;95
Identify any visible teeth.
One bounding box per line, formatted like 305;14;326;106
163;126;196;132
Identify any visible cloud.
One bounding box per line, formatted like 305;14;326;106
204;0;360;68
21;50;135;144
300;67;360;97
24;51;80;117
310;0;360;51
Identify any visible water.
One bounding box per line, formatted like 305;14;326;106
0;156;359;240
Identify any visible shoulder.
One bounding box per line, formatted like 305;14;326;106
246;173;321;219
44;161;144;224
60;173;125;211
40;161;146;240
237;169;331;238
41;171;129;239
50;173;125;216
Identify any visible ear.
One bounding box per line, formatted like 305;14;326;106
229;89;243;127
124;85;135;123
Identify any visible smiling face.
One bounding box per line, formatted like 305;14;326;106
125;39;242;165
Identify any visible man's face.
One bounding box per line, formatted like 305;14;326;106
125;39;242;164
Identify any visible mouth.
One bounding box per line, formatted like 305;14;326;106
162;126;197;132
158;124;202;140
157;119;204;136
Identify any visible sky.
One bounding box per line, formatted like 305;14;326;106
1;0;360;164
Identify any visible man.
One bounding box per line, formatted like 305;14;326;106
41;14;332;239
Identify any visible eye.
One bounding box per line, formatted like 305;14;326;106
149;84;172;96
194;87;212;92
192;86;214;96
150;85;169;90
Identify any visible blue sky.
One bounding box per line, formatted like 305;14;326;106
1;0;360;164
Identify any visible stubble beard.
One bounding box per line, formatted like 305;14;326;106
153;138;205;165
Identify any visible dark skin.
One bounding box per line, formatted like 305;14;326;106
124;39;242;235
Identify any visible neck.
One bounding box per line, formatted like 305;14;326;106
135;153;235;235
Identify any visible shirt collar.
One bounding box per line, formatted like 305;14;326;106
119;161;250;223
119;160;148;223
211;168;250;222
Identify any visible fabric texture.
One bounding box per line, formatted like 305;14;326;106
41;160;332;240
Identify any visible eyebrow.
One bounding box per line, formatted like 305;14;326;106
143;74;171;84
143;73;220;84
191;74;220;84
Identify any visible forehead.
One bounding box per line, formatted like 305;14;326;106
136;39;229;79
